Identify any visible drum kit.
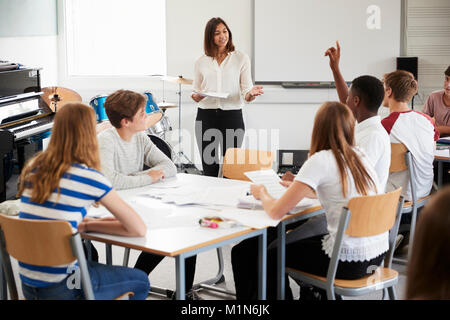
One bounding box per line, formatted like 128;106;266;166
90;75;195;170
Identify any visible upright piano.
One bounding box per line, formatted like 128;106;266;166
0;68;55;202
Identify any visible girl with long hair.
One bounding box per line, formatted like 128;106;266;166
17;103;149;300
232;101;385;300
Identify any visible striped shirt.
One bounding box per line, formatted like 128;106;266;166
18;163;112;287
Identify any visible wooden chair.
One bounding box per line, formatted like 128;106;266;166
0;215;133;300
221;148;274;180
287;188;404;300
193;148;274;296
389;143;432;263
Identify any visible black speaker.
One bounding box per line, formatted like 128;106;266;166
396;57;418;81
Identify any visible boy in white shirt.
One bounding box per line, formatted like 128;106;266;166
325;41;390;189
381;70;439;200
381;70;439;248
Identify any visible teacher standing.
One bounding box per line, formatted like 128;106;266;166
191;17;264;177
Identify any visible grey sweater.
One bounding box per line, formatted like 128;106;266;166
98;128;177;190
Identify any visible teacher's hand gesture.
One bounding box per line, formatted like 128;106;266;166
324;40;341;72
245;85;264;102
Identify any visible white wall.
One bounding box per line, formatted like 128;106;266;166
5;0;446;168
0;36;58;87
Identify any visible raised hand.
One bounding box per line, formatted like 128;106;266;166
324;40;341;72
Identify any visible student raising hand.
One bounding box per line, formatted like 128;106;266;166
324;40;341;72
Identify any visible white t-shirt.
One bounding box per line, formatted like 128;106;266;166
355;116;391;191
382;110;439;201
192;50;254;110
295;148;387;262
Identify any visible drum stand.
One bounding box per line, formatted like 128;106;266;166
174;82;196;172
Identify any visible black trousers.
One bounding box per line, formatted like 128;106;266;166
195;108;245;177
134;252;197;291
231;232;385;300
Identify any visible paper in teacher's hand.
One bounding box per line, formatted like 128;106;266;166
193;90;229;99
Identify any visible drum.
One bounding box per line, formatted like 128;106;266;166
89;95;108;122
147;134;173;160
144;91;172;137
147;116;172;137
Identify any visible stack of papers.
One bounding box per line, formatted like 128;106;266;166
240;169;320;214
237;194;320;214
137;185;248;207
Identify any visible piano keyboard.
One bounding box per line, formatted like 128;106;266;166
8;117;54;141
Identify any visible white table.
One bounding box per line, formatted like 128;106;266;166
83;173;268;300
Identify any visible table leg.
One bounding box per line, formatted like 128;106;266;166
257;228;267;300
0;255;6;300
438;161;443;189
105;244;112;265
277;222;286;300
175;254;186;300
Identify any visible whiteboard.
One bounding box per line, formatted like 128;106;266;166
254;0;401;82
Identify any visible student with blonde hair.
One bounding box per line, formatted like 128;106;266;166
17;103;150;300
232;101;384;300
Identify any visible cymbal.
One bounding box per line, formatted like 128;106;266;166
41;86;82;112
158;102;178;109
161;75;193;85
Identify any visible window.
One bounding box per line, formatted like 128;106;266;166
63;0;166;76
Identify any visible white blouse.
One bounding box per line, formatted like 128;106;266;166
295;148;388;262
192;50;254;110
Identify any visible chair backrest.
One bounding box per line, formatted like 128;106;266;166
325;188;404;286
345;188;403;237
389;143;408;173
222;148;274;181
0;214;95;300
0;215;76;266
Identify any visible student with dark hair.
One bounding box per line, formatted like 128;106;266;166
423;66;450;186
406;186;450;300
423;66;450;136
280;42;392;255
191;17;264;177
325;41;390;190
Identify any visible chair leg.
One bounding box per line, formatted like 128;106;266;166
326;287;336;300
388;286;397;300
407;207;418;261
123;248;130;267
